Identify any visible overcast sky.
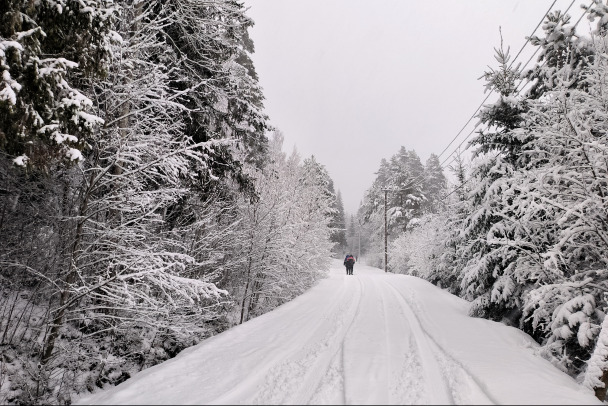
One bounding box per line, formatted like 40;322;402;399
243;0;593;214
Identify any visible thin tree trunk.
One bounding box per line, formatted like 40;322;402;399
595;370;608;401
41;174;92;364
239;254;254;325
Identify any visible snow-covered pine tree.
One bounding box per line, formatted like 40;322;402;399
440;9;608;394
0;0;114;169
455;39;535;323
329;189;348;254
524;10;595;99
422;153;447;213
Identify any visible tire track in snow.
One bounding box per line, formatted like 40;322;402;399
207;272;355;404
362;273;426;405
372;275;425;405
385;281;498;405
382;279;453;404
298;274;366;405
306;343;346;405
307;275;367;405
247;273;365;404
340;273;399;404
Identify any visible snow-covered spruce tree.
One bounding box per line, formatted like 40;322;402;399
448;10;608;395
162;0;269;185
0;0;114;336
453;39;538;324
345;213;367;259
432;151;475;295
386;147;426;233
0;0;114;170
236;133;333;323
0;1;117;404
524;9;595;100
422;153;447;213
512;50;608;391
386;153;447;277
457;22;589;323
329;189;348;255
358;205;385;268
359;148;428;268
584;293;608;400
358;158;390;268
345;214;357;254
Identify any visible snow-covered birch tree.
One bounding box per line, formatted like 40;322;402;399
235;133;333;324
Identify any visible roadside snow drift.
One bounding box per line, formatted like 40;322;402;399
76;260;601;405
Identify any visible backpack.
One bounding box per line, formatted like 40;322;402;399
346;255;355;266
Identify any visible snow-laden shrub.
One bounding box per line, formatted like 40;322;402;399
388;213;448;279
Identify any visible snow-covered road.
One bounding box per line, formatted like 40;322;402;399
76;260;601;405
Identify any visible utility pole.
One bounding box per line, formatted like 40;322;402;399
382;185;413;273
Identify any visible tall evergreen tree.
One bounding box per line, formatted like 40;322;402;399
360;148;432;267
428;6;608;398
423;153;447;213
0;0;114;169
453;40;534;322
330;190;347;253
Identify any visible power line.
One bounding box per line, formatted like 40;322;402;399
508;0;559;69
436;0;562;164
429;1;566;183
440;127;476;168
443;1;593;201
438;40;544;172
435;92;493;161
441;0;592;201
379;1;589;205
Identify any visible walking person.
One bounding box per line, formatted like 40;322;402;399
344;253;355;275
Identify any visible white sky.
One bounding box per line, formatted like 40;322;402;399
243;0;594;214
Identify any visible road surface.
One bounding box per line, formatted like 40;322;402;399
77;259;600;405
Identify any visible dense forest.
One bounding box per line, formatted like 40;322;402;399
0;1;344;404
350;3;608;401
4;0;608;404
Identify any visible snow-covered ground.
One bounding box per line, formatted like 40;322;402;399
76;260;601;405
